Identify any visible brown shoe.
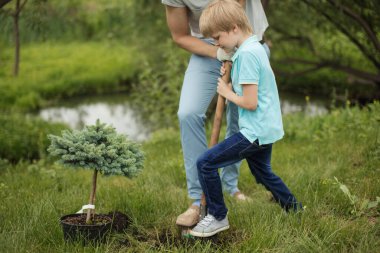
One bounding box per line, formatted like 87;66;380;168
176;205;200;227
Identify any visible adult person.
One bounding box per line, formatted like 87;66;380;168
162;0;270;227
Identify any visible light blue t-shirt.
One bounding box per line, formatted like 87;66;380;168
231;35;284;145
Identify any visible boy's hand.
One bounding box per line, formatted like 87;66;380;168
217;78;232;99
220;65;226;76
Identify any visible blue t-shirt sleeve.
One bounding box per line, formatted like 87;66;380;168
238;51;260;85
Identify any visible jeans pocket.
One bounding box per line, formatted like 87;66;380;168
239;139;272;158
239;143;256;159
252;139;272;148
238;138;258;159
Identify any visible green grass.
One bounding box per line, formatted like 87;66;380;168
0;42;140;111
0;103;379;252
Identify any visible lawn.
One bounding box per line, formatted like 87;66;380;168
0;103;379;252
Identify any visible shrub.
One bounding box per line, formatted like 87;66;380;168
0;114;66;162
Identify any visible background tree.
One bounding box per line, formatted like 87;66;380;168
1;0;28;76
267;0;380;94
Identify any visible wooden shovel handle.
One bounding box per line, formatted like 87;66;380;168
201;61;232;208
209;61;232;147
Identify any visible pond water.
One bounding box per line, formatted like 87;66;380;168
39;92;329;142
280;92;329;116
39;94;150;142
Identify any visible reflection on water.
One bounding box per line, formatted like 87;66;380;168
280;92;328;116
39;92;328;142
39;95;150;142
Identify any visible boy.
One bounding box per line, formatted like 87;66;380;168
190;0;302;238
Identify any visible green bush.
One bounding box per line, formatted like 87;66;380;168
0;114;66;162
283;101;380;143
131;40;190;129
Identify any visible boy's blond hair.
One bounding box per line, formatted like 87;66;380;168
200;0;253;38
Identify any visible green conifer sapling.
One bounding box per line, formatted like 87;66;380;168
48;120;144;224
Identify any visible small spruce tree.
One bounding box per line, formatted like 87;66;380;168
48;120;144;224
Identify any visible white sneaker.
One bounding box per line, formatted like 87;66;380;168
189;214;229;237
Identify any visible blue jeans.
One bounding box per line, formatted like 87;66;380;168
197;132;301;220
178;41;241;199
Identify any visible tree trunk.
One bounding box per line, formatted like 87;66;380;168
13;0;20;77
86;170;98;224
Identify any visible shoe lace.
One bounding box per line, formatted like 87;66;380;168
197;214;215;228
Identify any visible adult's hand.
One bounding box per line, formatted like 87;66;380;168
217;48;235;62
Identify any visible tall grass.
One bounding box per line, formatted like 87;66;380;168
0;114;66;162
0;103;379;252
0;42;141;111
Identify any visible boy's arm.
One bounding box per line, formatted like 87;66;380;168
217;78;258;110
165;6;217;58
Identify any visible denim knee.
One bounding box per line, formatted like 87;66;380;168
177;110;205;124
177;110;187;122
196;154;207;173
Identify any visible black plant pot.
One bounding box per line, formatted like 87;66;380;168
60;213;112;245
